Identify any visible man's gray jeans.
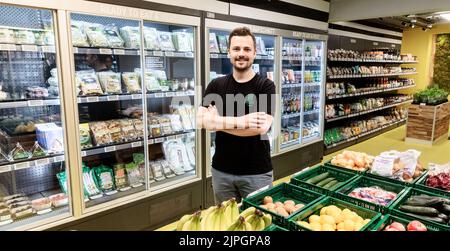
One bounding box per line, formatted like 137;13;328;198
211;168;273;204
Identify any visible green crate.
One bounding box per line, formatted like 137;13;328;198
371;214;448;231
414;171;450;198
364;169;428;188
390;187;450;230
288;196;382;231
334;176;408;214
241;182;325;228
290;164;359;196
324;159;368;175
264;224;289;231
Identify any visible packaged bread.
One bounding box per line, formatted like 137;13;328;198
119;119;137;141
160;116;173;135
89;121;112;146
158;31;175;51
172;32;192;52
122;72;141;94
76;70;103;96
148;115;161;138
167;114;183;132
144;71;161;92
97;71;122;94
132;119;144;138
106;120;123;143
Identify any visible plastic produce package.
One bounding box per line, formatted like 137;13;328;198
172;32;192;52
161;159;184;176
144;71;161;92
79;123;93;149
143;27;160;50
97;71;122;94
14;29;35;44
71;21;89;47
163;139;193;172
371;149;423;182
122;72;141;94
104;24;124;48
120;26;140;48
89;121;112;146
158;31;175;51
76;70;103;96
93;165;116;193
84;23;109;47
125;162;144;186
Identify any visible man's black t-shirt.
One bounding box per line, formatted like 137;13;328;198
203;73;275;175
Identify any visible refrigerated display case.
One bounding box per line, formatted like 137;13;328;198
0;4;71;230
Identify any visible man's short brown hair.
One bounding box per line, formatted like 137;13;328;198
228;27;256;50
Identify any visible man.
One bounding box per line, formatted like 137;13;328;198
197;27;275;203
85;54;113;72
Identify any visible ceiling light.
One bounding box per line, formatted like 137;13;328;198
427;23;433;29
440;13;450;21
411;18;417;23
411;23;415;28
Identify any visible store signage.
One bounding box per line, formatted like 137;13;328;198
153;51;163;57
185;52;194;58
81;151;87;157
165;51;175;57
132;94;142;99
206;12;215;19
105;146;116;152
131;142;142;148
87;97;99;103
373;42;379;46
54;156;65;162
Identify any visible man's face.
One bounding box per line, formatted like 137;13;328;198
228;35;256;72
85;54;97;67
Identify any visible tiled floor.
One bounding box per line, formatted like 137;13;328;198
157;125;450;230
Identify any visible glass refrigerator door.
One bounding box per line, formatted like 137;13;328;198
70;13;145;208
302;40;323;143
207;29;276;176
143;22;197;189
0;5;70;229
279;37;303;150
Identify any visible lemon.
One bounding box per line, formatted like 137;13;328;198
334;213;345;224
309;214;321;224
320;215;336;226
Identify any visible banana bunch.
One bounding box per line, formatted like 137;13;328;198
226;216;253;231
235;207;272;231
201;201;232;231
176;210;202;231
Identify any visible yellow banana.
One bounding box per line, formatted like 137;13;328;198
243;220;253;231
177;214;193;231
246;214;257;229
239;206;256;219
234;216;246;231
255;217;266;231
182;218;193;231
224;198;240;224
226;219;239;231
262;213;272;228
202;208;217;231
191;211;202;231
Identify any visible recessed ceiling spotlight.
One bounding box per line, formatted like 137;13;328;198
440;13;450;21
411;23;416;28
427;23;433;29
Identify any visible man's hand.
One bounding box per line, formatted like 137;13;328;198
238;112;267;129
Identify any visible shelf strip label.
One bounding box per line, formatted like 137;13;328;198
35;158;50;166
14;162;30;170
0;165;12;173
104;146;116;152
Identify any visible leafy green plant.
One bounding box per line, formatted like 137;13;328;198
432;34;450;93
413;85;448;105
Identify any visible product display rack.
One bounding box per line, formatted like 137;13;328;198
324;48;418;155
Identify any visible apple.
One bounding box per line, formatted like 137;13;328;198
407;220;427;231
389;222;406;231
384;226;400;231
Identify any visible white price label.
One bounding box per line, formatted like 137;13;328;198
35;158;50;166
131;142;142;148
104;146;116;152
167;136;175;140
114;49;125;55
81;151;87;157
350;39;357;44
87;97;99;103
148;139;155;145
73;47;79;53
99;48;112;54
27;100;44;107
165;92;174;97
373;42;379;46
154;137;164;143
0;44;16;51
132;94;142;99
210;53;219;58
21;45;38;52
165;51;174;57
54;156;65;162
185;52;194;58
176;92;185;96
14;162;30;170
107;95;119;101
153;51;163;57
0;165;12;173
268;55;274;60
42;45;56;53
155;93;164;98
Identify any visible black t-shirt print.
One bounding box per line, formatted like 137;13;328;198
202;74;276;175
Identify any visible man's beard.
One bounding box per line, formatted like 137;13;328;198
233;57;254;72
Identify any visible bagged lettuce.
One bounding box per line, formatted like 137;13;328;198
104;24;124;48
93;165;115;193
120;26;140;49
143;27;160;50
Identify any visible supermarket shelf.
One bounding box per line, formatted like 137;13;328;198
280;139;300;148
303;132;320;141
73;47;140;56
326;85;416;100
304;82;321;87
147;90;195;98
0;205;69;231
281;112;301;119
209;53;275;60
85;185;146;208
0;154;65;174
148;130;196;145
282;83;302;88
326;99;412;123
327;72;417;79
150;170;196;191
77;94;142;103
304;109;320;115
0;43;56;53
0;98;60;109
146;50;194;58
282;56;302;61
81;140;144;157
328;58;418;64
324;118;407;155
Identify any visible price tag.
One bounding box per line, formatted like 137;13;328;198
35;158;50;166
107;95;119;101
99;48;112;54
73;47;79;53
21;45;38;52
104;146;116;152
131;142;142;148
155;92;164;98
87;96;99;103
42;45;56;53
132;94;142;99
153;51;163;57
0;44;16;51
165;51;174;57
27;100;44;107
0;165;12;173
176;92;185;96
148;139;155;145
154;137;164;143
77;97;82;103
114;49;125;55
81;151;87;157
268;55;274;60
165;92;174;97
167;136;176;140
14;162;30;170
210;53;219;58
185;52;194;58
54;156;65;162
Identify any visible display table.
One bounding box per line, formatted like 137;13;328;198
405;101;450;145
